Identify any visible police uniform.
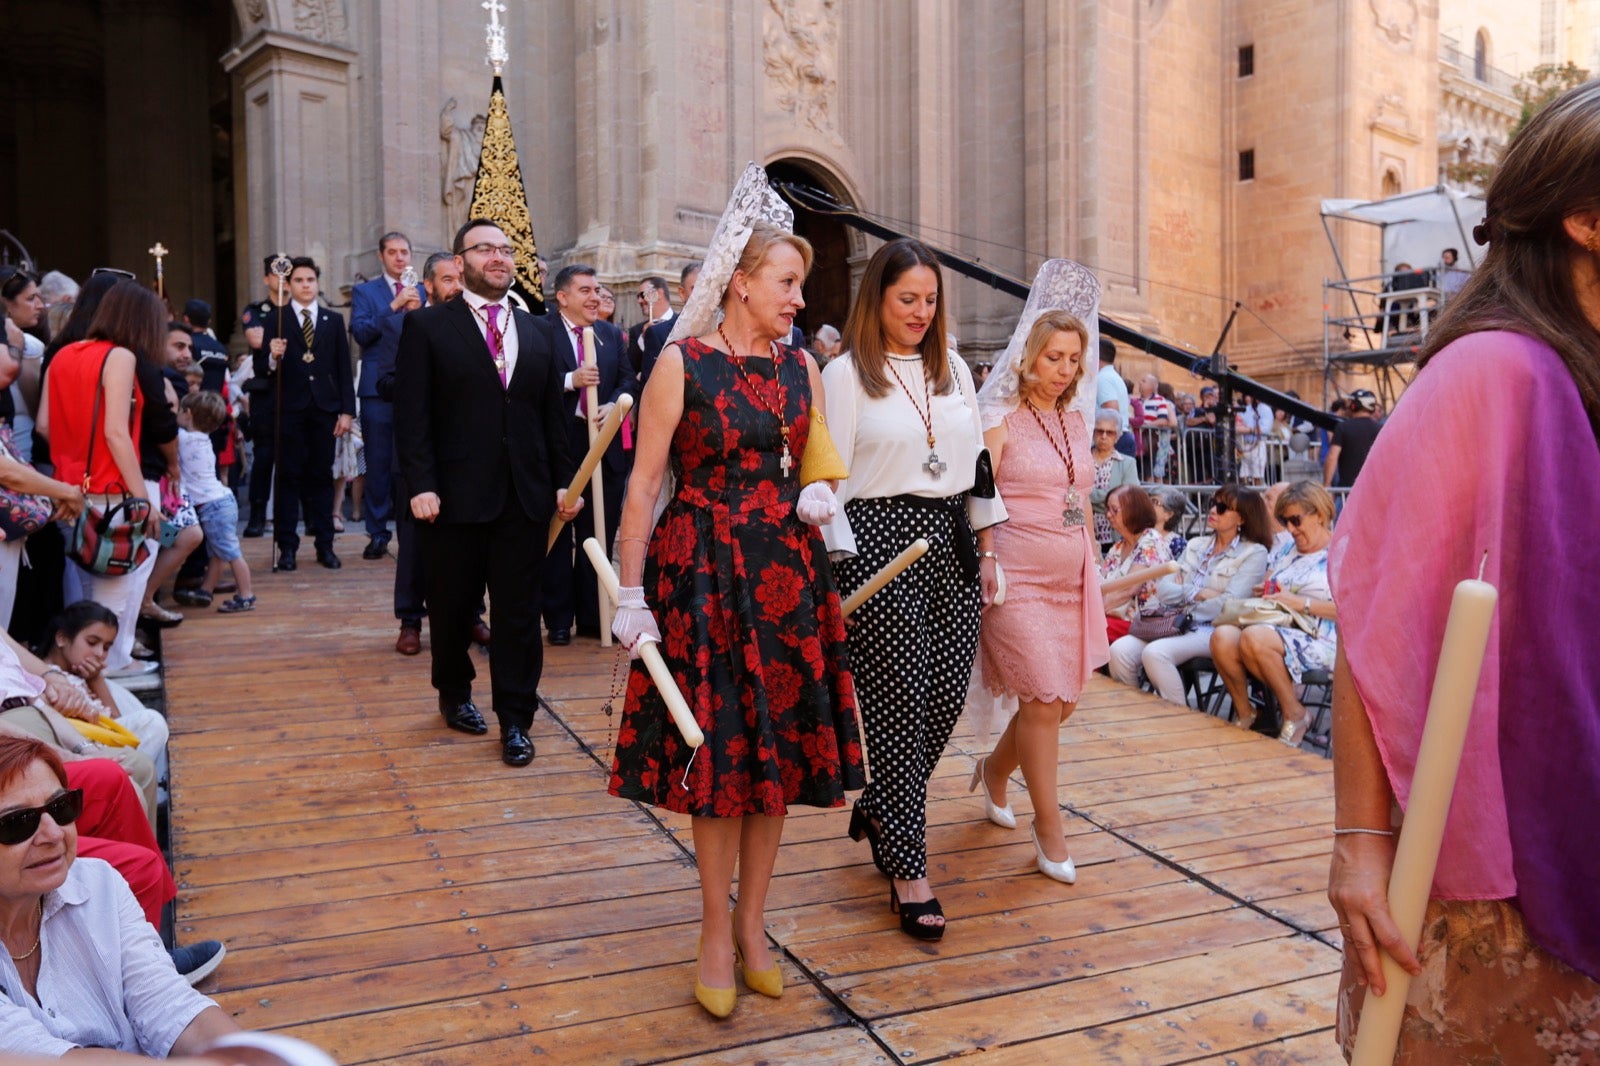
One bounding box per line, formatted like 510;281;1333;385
251;299;356;563
241;299;281;534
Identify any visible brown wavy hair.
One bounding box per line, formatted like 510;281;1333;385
841;238;953;398
86;280;167;367
1211;484;1274;548
1421;80;1600;437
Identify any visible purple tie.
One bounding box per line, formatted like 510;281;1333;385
393;280;403;298
486;304;505;386
572;326;588;413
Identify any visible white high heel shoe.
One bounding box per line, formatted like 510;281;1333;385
1031;823;1077;884
968;756;1016;829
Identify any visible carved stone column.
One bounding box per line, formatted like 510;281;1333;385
222;27;357;312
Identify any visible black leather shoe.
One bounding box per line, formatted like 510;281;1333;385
548;628;571;646
276;550;297;572
243;522;265;538
362;539;388;560
316;549;342;570
501;725;535;766
439;699;488;735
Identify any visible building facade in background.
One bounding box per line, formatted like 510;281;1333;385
0;1;1593;397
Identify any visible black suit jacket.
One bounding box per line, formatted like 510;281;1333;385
543;313;637;476
395;298;575;525
250;302;356;416
640;316;677;389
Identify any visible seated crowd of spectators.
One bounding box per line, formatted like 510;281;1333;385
1096;478;1343;749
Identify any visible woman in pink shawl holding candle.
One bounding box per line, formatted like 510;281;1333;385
1327;81;1600;1062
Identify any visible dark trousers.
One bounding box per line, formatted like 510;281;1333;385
247;422;275;526
274;407;337;553
360;397;394;544
423;501;547;731
540;471;623;633
394;507;426;625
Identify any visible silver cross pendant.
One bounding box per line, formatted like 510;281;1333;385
924;451;946;478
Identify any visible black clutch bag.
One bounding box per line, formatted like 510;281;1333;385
972;448;996;499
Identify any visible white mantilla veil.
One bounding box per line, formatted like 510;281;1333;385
975;258;1103;432
668;162;795;345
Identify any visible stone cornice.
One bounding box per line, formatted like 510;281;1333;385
221;29;357;77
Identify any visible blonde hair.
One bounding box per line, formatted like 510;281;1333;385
1273;480;1337;526
1018;311;1090;409
729;222;814;300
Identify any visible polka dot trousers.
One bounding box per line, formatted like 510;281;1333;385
836;496;981;880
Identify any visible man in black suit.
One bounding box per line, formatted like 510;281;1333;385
395;220;581;767
540;263;635;645
640;261;699;389
252;256;355;571
241;258;293;537
626;275;672;374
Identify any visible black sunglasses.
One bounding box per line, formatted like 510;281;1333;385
1209;499;1232;514
0;789;84;846
1282;513;1307;529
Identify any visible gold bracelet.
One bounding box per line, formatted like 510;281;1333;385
1332;827;1394;837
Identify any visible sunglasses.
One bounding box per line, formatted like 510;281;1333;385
0;789;84;846
1209;500;1232;514
1282;513;1308;529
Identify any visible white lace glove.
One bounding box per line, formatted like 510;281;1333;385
795;481;838;526
612;585;662;658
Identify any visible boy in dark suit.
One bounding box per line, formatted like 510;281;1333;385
252;256;355;571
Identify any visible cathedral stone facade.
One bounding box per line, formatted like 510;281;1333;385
0;0;1575;394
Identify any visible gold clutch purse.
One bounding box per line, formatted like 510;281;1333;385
800;408;849;485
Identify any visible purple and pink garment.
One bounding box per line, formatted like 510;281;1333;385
1329;330;1600;981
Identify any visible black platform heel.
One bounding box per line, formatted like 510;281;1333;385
889;883;946;942
847;801;889;876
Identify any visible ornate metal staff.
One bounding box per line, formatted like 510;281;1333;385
399;264;417;295
148;241;168;298
269;254;292;573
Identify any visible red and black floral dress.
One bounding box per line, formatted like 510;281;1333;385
608;338;863;816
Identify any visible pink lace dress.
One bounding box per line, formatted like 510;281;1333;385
980;406;1109;703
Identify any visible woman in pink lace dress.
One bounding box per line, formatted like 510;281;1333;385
973;308;1109;884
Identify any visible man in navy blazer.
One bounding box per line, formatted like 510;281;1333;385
350;231;425;560
540;264;636;644
251;257;356;571
395;220;582;767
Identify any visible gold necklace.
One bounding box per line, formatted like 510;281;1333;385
7;899;44;962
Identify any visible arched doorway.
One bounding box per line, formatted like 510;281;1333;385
765;158;855;343
0;0;238;327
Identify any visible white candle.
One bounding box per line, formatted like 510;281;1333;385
582;537;704;749
1351;576;1497;1066
580;325;610;644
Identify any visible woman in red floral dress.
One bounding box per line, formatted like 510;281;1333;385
608;208;862;1018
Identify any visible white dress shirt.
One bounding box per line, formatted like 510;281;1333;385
556;312;593;393
0;859;215;1057
461;288;519;382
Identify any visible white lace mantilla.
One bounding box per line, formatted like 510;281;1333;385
669;162;796;344
976;258;1102;431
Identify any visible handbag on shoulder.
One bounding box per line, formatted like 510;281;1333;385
66;351;152;576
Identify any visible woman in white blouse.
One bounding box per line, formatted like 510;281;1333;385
822;238;1003;941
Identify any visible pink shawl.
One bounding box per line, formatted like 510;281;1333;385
1329;331;1600;980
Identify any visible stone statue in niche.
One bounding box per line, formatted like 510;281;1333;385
762;0;842;145
440;98;488;240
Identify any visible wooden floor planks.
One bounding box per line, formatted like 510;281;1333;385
163;534;1344;1064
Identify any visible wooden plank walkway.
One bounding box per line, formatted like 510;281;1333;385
162;532;1345;1064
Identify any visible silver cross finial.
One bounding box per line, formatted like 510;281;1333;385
484;0;508;75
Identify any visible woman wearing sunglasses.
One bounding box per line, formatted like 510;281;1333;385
1208;481;1338;746
0;734;243;1058
1107;484;1272;705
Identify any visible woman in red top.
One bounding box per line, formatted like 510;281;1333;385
38;281;166;674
